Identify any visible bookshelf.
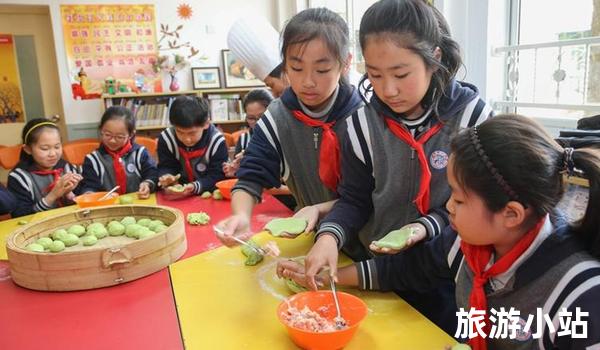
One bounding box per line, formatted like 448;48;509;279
101;88;255;136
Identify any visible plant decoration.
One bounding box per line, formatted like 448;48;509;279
157;23;201;59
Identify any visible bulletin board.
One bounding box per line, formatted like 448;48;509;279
0;34;25;123
60;4;162;99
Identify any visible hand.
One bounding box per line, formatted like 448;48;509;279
304;234;339;291
137;182;151;199
276;260;327;289
369;223;427;255
158;173;180;188
214;214;252;247
293;205;320;235
49;173;82;199
222;161;239;178
163;183;194;200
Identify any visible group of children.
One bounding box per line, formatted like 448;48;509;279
212;0;600;348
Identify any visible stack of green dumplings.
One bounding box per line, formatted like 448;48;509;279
24;216;170;253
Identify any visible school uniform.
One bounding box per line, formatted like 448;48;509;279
80;142;158;195
233;83;363;209
356;215;600;349
157;124;227;194
234;129;252;155
0;184;17;215
7;159;80;217
318;80;494;260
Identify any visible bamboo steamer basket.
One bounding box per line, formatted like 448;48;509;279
6;204;187;291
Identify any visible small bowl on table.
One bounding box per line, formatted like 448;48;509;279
73;192;118;208
215;179;238;200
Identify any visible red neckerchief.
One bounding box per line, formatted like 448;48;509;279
178;146;206;182
104;141;133;194
384;117;444;215
292;110;340;192
461;218;545;350
32;167;64;206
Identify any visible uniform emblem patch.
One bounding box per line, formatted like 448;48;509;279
126;163;136;173
430;150;448;170
196;162;207;172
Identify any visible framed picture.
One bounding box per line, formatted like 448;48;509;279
191;67;222;90
221;49;266;88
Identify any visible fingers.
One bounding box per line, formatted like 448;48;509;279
304;261;322;291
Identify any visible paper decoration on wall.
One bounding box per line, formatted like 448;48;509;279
60;5;162;99
157;23;201;59
177;4;193;20
0;34;25;123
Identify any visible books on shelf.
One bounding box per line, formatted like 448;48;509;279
207;94;244;122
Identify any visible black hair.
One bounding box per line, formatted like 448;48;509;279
451;114;600;258
267;63;284;79
358;0;462;113
99;106;135;135
169;96;210;128
281;7;350;81
20;118;62;162
242;89;274;110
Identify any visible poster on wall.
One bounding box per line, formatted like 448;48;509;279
0;34;25;123
60;4;162;100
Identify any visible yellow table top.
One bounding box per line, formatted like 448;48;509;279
0;195;156;260
170;232;455;349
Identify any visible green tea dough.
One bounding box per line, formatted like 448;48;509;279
168;184;185;192
200;191;212;199
148;220;166;232
81;235;98;246
240;239;263;266
121;216;137;226
372;227;415;249
212;189;223;200
87;223;108;239
286;279;308;294
125;224;144;239
153;224;168;233
451;344;471;350
61;233;80;247
187;212;210;225
107;221;125;236
51;229;68;241
18;220;28;225
137;228;154;240
265;218;308;237
137;218;152;227
49;240;65;253
26;243;45;252
36;237;53;250
67;225;86;237
119;195;134;205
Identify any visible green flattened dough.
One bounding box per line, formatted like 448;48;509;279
67;225;86;237
125;224;144;239
119;195;134;205
86;223;108;239
200;191;212;199
81;235;98;246
212;189;223;200
240;239;263;266
137;228;154;240
148;220;166;232
26;243;45;252
154;224;168;232
137;218;152;227
187;212;210;225
49;240;65;253
61;233;80;247
120;216;136;226
168;184;185;193
107;221;125;236
36;237;53;250
51;229;68;241
286;279;308;294
265;218;308;237
372;227;415;250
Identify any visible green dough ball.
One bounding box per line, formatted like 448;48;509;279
81;235;98;246
168;184;185;192
240;239;263;266
18;220;28;225
200;191;212;199
49;240;65;253
107;221;125;236
187;212;210;225
26;243;45;252
148;220;166;232
265;218;308;237
119;195;134;205
154;224;168;233
121;216;137;226
125;224;144;239
372;227;415;249
451;344;472;350
67;225;86;237
137;228;154;240
61;233;80;247
51;229;69;241
286;279;308;294
137;218;152;227
212;189;223;200
36;237;53;250
87;223;108;239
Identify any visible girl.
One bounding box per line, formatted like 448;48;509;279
8;119;82;217
80;106;158;198
304;0;494;282
215;8;363;244
279;114;600;349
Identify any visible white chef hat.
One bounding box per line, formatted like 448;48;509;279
227;17;281;81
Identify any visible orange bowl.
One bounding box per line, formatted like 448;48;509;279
73;192;119;208
215;179;238;200
277;291;368;350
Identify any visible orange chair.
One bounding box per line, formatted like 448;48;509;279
136;136;158;161
0;144;23;170
231;129;247;146
223;133;235;148
62;141;99;166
